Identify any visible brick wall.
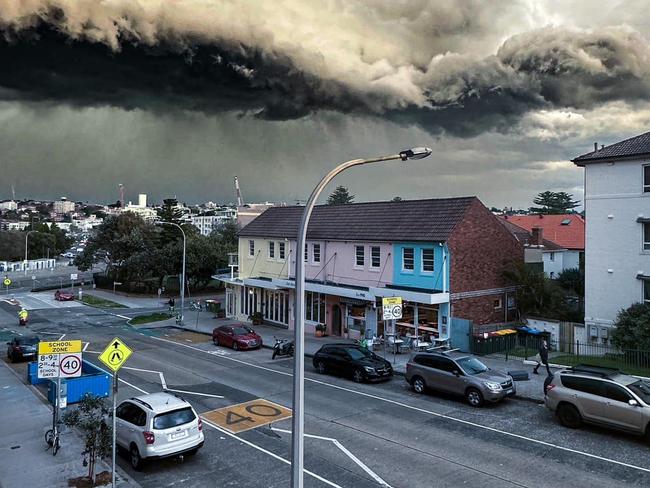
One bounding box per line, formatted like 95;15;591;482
448;199;524;325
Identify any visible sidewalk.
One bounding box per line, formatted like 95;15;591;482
144;312;550;402
0;362;137;488
84;289;222;309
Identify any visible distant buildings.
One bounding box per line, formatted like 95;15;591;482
191;207;237;236
0;200;17;211
53;197;75;215
122;194;157;221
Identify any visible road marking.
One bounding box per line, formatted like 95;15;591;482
83;342;89;351
272;427;391;487
166;388;224;399
150;335;650;475
203;399;292;434
58;333;66;340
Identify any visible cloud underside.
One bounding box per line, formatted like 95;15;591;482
1;1;650;136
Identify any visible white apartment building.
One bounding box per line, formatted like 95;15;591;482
0;200;18;211
53;198;75;214
191;209;236;236
123;193;157;221
573;132;650;343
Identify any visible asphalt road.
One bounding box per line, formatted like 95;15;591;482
2;298;650;488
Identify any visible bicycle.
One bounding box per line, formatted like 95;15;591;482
45;423;61;456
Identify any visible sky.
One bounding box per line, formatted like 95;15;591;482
1;1;650;209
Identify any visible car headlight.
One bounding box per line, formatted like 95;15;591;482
484;381;502;391
363;366;375;373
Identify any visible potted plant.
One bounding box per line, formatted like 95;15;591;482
315;323;326;337
248;312;263;325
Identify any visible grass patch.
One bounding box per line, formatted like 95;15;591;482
129;312;172;325
551;354;650;377
81;294;127;309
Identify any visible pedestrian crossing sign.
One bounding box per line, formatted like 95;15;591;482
99;337;133;372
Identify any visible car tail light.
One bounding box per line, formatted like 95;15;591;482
198;417;203;431
143;431;155;445
14;346;22;352
545;383;556;394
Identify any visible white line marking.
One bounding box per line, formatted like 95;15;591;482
58;333;66;340
150;335;650;475
83;342;89;351
114;314;130;319
165;388;224;399
272;428;391;487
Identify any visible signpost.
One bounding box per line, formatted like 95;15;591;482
3;277;10;295
99;337;133;488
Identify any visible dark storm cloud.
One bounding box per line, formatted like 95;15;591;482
1;2;650;136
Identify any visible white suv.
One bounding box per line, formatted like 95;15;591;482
116;392;204;470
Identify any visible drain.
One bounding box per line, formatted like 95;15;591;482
10;445;20;450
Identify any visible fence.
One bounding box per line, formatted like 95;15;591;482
471;333;650;377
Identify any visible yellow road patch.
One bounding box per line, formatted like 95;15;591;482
202;399;292;434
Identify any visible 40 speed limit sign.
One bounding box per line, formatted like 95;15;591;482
59;353;83;378
382;297;403;320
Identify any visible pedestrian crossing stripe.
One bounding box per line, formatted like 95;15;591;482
98;337;133;372
202;399;292;434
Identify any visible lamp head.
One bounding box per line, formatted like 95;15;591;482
399;147;432;161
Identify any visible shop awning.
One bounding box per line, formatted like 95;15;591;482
339;297;369;306
243;278;284;290
271;278;375;301
371;286;449;305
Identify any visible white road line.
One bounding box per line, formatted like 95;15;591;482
272;428;391;487
121;366;168;389
150;335;650;475
58;333;66;340
165;388;224;399
83;342;89;351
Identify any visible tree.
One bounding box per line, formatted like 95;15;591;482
326;186;354;205
0;231;24;261
62;394;112;485
529;191;580;214
503;261;565;319
611;303;650;351
557;268;584;296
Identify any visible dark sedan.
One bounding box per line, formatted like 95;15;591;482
7;336;40;362
313;344;393;383
212;325;262;351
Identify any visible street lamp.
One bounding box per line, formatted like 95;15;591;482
24;230;38;275
290;146;432;487
155;221;186;325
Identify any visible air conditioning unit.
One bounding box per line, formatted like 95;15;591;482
600;328;608;339
589;325;599;338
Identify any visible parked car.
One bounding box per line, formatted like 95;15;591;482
405;351;515;407
6;336;40;362
54;290;74;301
313;344;393;383
115;392;204;470
545;364;650;440
212;325;262;350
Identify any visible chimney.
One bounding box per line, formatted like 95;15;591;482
594;142;598;152
531;227;544;246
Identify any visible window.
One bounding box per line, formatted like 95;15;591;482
507;296;516;309
371;246;381;269
248;240;255;257
645;165;650;193
313;244;321;263
645;281;650;304
421;248;434;273
305;291;325;323
602;383;633;403
402;247;414;271
153;407;196;430
304;243;308;262
279;242;286;260
560;376;604;396
645;223;650;251
560;219;571;225
549;252;555;262
355;245;365;267
268;241;275;259
493;298;502;310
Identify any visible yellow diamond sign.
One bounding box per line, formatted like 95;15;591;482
99;337;133;372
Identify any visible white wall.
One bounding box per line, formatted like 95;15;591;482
583;158;650;329
543;250;580;278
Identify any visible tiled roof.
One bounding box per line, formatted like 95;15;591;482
502;214;584;250
498;217;564;251
572;131;650;164
238;197;477;242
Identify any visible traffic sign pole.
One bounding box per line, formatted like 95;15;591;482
112;372;117;488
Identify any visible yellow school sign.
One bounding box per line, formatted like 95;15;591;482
39;340;82;355
382;296;403;320
99;337;133;372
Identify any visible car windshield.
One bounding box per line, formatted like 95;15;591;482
456;357;489;375
345;348;373;360
232;327;253;335
628;380;650;403
18;337;39;345
153;407;196;430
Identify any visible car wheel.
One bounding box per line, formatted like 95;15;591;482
233;342;239;351
466;388;484;407
213;336;219;346
557;403;581;429
353;369;365;383
411;376;426;394
130;444;143;470
315;361;326;374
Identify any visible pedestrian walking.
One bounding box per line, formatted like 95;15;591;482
533;339;551;375
168;297;175;313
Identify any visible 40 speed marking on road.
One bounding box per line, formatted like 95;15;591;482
202;398;292;434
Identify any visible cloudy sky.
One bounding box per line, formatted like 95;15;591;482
1;0;650;209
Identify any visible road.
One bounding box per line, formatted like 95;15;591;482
1;295;649;488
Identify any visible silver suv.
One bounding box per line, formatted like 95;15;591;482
116;392;205;470
405;351;516;407
545;365;650;439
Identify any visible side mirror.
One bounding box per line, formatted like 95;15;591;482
452;370;460;377
628;399;639;407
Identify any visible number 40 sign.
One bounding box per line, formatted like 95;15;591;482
38;340;83;379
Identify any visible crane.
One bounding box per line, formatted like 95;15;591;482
234;176;244;207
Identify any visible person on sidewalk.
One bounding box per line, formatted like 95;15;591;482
533;339;550;376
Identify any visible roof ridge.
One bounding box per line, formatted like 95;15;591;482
573;130;650;162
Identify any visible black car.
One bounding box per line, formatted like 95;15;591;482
6;336;40;362
313;344;393;383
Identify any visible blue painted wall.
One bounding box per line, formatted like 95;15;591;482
392;242;449;291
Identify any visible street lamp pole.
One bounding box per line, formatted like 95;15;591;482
290;147;432;488
155;221;186;325
24;230;38;276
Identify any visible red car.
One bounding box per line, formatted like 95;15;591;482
54;290;74;301
212;325;262;351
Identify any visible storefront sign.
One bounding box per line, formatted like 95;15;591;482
382;297;403;320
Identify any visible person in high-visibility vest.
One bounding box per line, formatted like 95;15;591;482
18;308;28;325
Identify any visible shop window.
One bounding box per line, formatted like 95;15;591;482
248;240;255;257
421;248;434;273
313;244;321;263
355;245;365;267
493;298;502;310
305;292;325;323
371;246;381;269
402;248;414;271
268;241;275;259
279;242;286;260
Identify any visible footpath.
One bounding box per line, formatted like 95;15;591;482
0;362;138;488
